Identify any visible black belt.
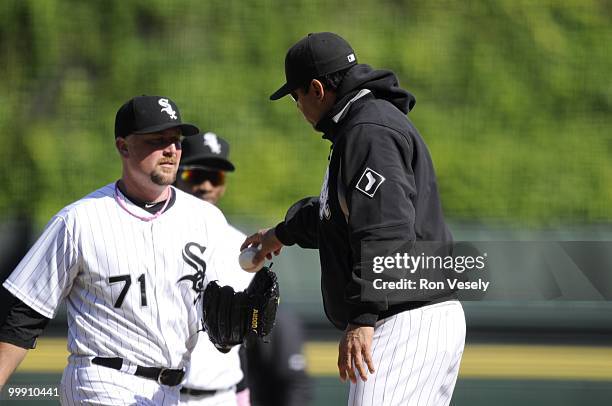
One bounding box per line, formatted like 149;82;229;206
379;294;456;320
92;357;185;387
180;387;230;397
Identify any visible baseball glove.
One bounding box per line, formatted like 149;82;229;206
202;266;279;353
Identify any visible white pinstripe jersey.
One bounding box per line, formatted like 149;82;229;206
4;183;230;370
181;224;254;391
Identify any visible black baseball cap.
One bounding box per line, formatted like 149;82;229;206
114;95;200;138
180;132;235;172
269;32;357;100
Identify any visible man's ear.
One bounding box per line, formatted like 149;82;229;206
116;137;129;157
311;79;325;100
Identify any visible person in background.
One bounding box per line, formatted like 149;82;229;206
176;132;312;406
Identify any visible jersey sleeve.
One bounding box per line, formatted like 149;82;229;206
201;206;235;287
214;225;254;291
275;197;320;249
341;124;417;326
3;215;80;319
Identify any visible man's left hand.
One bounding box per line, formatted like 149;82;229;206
338;324;376;383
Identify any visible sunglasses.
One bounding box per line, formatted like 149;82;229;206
180;168;225;186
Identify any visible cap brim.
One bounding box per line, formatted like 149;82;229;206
132;122;200;137
180;157;235;172
269;83;293;100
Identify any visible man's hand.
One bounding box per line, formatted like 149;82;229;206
338;324;375;383
241;227;283;264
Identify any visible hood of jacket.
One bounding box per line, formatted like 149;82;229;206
316;64;416;135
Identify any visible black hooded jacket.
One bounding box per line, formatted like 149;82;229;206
275;64;453;330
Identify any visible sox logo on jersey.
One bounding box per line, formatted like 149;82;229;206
179;242;207;296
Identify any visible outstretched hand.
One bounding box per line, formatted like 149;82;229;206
241;227;284;264
338;324;376;384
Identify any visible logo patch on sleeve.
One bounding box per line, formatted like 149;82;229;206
356;167;385;198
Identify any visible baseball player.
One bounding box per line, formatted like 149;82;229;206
176;133;312;406
175;132;253;405
243;33;466;406
0;95;237;405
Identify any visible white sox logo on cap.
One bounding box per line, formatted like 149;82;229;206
158;98;177;120
356;167;385;198
203;132;222;154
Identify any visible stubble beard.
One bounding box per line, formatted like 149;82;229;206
150;165;177;186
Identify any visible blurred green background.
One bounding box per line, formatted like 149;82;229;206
1;0;611;405
0;0;610;228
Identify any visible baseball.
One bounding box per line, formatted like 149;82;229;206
239;246;264;273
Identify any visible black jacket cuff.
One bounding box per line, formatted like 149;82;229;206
274;222;296;246
347;306;379;327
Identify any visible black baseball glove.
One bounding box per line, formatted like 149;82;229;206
202;266;279;353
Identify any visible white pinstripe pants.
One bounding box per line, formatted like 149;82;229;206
348;300;466;406
60;359;181;405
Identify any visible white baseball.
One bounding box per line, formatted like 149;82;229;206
239;246;264;273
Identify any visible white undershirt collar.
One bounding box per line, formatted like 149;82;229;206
332;89;372;123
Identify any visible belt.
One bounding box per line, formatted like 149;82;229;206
379;294;457;320
180;387;229;397
92;357;185;387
